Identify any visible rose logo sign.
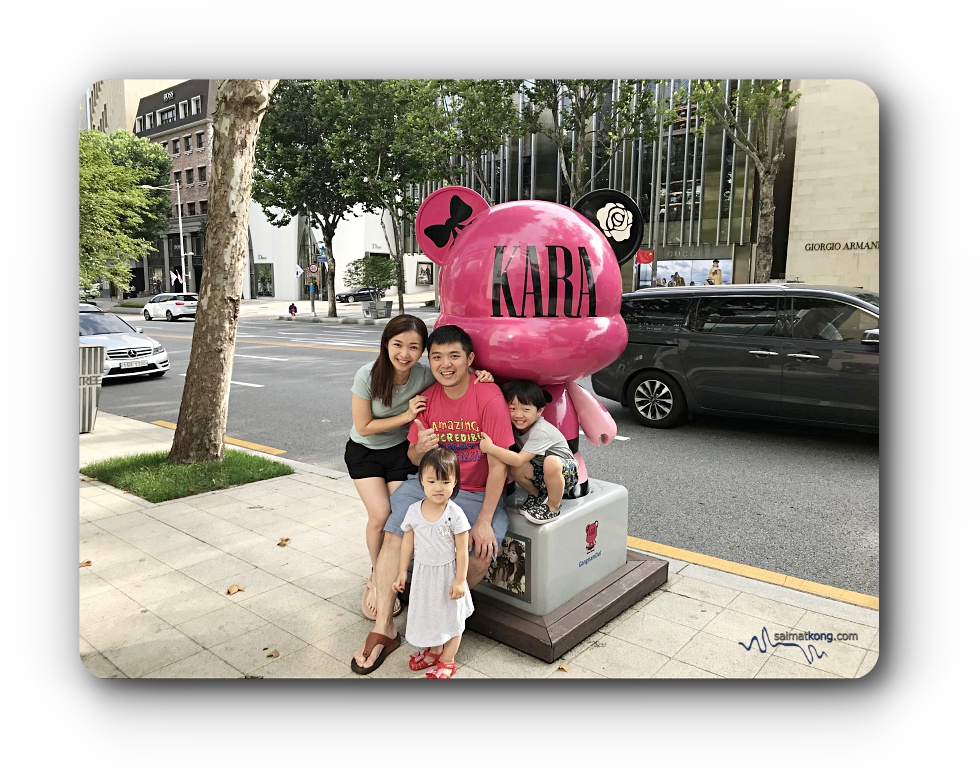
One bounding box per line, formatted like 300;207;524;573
596;201;634;242
415;187;642;497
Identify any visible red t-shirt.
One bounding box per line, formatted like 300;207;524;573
408;378;515;494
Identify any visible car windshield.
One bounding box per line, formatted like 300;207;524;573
79;313;136;336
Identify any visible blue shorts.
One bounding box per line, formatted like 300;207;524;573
384;475;510;552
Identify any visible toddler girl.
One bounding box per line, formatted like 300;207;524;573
392;448;474;679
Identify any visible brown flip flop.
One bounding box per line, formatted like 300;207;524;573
351;631;401;675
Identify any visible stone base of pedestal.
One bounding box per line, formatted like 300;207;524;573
466;548;668;664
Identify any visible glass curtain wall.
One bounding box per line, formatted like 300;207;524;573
401;79;757;288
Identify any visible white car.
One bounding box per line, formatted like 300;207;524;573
79;311;169;379
143;293;198;321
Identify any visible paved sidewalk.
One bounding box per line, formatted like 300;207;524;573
79;413;879;680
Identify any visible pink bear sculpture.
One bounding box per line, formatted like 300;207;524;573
415;186;643;497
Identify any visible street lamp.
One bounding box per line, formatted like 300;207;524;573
141;183;188;293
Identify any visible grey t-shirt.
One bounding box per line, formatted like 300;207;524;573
349;362;435;449
515;417;573;464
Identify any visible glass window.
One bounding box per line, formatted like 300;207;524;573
179;101;187;119
185;168;193;184
174;171;181;186
172;139;180;154
692;296;780;336
622;295;691;327
191;96;202;115
135;117;143;132
184;135;192;152
199;200;208;215
198;166;207;182
196;132;205;149
790;297;878;343
187;202;196;216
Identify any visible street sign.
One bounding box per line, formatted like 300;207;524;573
308;263;318;274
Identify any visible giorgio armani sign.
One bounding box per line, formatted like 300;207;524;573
804;241;879;251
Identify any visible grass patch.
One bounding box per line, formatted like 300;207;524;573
80;450;294;503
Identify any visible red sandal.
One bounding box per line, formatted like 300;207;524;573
408;648;441;671
425;660;457;679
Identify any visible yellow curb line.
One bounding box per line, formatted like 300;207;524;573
627;536;879;611
151;421;287;456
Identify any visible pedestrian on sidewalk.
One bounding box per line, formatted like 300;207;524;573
288;302;297;316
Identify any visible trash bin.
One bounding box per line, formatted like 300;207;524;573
79;345;105;434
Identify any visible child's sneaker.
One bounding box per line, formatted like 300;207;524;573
518;494;544;521
526;501;561;525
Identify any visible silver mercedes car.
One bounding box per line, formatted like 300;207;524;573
79;311;170;380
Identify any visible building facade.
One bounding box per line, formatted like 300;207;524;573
86;79;878;301
785;80;879;291
87;79;184;134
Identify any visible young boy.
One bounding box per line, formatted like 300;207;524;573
478;379;578;524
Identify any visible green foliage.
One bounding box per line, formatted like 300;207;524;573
682;79;800;171
520;80;670;203
437;79;526;204
78;130;171;290
343;254;397;299
80;450;294;503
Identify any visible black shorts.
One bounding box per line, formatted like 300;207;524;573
344;438;418;482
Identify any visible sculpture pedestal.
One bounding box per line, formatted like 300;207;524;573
468;480;668;662
468;548;668;663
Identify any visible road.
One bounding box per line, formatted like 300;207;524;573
99;310;880;598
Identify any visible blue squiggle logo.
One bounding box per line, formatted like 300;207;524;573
739;626;829;665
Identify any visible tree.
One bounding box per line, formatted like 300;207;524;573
78;130;170;291
100;129;173;242
168;79;279;464
326;79;454;316
253;80;363;318
437;79;525;204
343;254;397;300
520;80;667;205
683;79;800;283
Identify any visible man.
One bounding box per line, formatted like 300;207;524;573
351;324;514;674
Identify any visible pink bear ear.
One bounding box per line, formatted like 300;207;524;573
415;187;490;265
572;189;644;266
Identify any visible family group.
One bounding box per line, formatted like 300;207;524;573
345;316;578;678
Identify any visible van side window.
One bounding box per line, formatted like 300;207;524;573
622;296;691;326
790;297;877;343
692;296;780;336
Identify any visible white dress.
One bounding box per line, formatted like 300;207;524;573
401;499;475;647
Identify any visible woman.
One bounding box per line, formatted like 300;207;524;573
346;315;491;619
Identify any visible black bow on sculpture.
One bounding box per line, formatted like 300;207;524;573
423;195;473;248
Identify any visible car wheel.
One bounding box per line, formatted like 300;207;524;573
347;296;355;303
143;310;152;320
626;371;687;428
166;310;174;322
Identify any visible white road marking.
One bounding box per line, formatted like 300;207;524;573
179;374;264;387
234;354;289;361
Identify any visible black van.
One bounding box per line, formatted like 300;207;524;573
590;283;879;433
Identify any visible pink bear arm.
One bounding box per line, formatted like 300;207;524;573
566;381;618;446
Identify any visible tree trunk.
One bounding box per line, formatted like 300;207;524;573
755;170;776;284
168;79;278;464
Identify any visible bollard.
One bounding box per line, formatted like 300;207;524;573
79;345;105;434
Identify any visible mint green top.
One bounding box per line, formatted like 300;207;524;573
349;362;435;449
